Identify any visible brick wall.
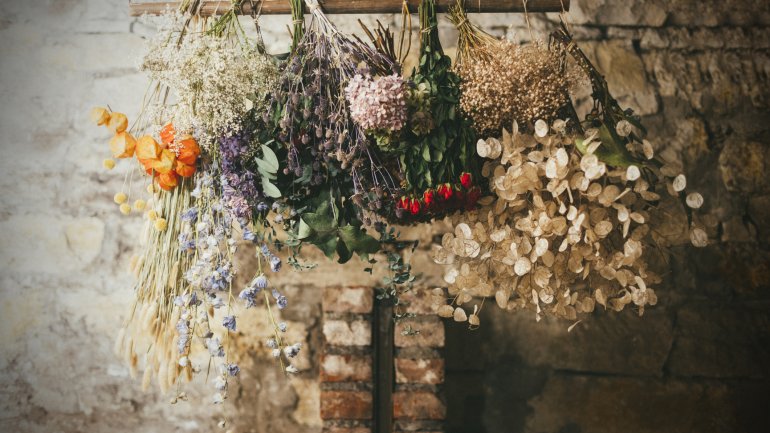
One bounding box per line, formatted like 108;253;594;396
320;286;448;432
394;290;447;432
321;287;375;432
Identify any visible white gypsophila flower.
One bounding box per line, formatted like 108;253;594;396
140;14;279;149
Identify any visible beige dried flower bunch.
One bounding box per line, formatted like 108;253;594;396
432;120;707;325
449;1;577;134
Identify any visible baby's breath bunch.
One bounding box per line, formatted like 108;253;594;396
141;12;279;150
456;41;574;134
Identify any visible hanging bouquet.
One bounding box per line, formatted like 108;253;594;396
432;19;707;326
337;0;483;224
91;4;303;407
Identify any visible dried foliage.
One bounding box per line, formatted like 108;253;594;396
433;120;707;325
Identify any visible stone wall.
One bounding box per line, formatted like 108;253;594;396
0;1;769;433
442;1;770;433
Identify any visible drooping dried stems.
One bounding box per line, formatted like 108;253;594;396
448;0;498;64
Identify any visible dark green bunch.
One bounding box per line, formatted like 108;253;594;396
385;0;482;223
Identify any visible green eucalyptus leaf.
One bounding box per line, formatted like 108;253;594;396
255;158;277;176
260;144;279;172
314;234;338;259
338;225;380;258
301;213;336;234
261;178;282;198
297;218;313;240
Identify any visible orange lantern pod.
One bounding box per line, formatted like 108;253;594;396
150;149;176;174
90;107;111;126
176;135;200;166
175;161;196;178
138;158;156;175
136;135;161;160
160;123;176;146
156;171;178;191
109;132;137;159
107;112;129;134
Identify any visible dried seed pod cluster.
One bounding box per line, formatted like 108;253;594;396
456;42;576;134
433;120;707;324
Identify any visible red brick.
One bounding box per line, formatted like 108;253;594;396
322;428;371;433
394;317;445;348
323;286;373;314
393;391;446;420
323;319;372;346
321;354;372;383
398;287;438;315
320;391;373;420
395;358;445;385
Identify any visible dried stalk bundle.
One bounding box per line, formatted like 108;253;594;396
447;0;498;64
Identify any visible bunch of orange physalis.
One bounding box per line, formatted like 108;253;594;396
91;107;201;191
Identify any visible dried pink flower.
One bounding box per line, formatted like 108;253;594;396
345;73;408;132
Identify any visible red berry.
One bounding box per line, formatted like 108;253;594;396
397;196;409;210
423;189;435;206
460;172;473;189
437;184;453;200
410;198;421;215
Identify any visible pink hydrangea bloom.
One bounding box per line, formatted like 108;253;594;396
345;73;408;132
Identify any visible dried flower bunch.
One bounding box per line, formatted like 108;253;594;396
450;1;576;134
269;0;397;191
141;12;280;150
433;120;703;324
87;0;711;414
93;7;302;409
358;0;482;224
433;24;708;327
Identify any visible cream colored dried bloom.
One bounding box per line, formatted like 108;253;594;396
141;14;279;149
457;41;578;134
433;120;705;323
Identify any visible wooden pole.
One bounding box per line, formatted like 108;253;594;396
129;0;570;16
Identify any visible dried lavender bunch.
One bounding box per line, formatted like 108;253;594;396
219;129;262;224
268;0;399;209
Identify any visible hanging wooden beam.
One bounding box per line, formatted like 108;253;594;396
129;0;570;16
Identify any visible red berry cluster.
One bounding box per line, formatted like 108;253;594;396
395;172;481;220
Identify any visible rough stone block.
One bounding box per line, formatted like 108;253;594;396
395;317;445;348
322;428;371;433
320;391;373;420
399;288;437;315
395;358;445;385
